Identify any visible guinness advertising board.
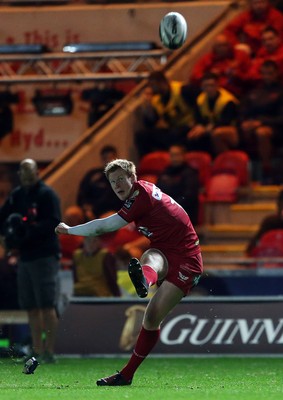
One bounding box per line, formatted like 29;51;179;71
55;298;283;355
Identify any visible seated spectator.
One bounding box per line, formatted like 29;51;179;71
72;236;121;297
187;72;239;157
189;33;251;97
224;0;283;56
76;144;122;216
99;210;150;260
238;60;283;182
59;205;85;268
98;212;152;298
249;26;283;82
246;189;283;255
134;71;198;158
156;144;200;226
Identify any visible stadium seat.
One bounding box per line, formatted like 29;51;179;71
249;229;283;267
137;151;170;176
186;151;212;187
138;174;159;184
211;150;250;186
205;173;240;203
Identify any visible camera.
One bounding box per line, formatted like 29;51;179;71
3;213;26;250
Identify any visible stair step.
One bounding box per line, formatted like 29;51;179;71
230;203;276;224
249;185;281;201
201;243;246;257
230;203;276;212
201;224;258;241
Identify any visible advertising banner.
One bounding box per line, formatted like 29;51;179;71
55;298;283;355
0;88;88;162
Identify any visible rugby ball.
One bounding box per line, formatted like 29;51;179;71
159;12;187;50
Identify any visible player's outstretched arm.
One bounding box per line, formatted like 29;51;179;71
55;213;127;237
55;222;70;235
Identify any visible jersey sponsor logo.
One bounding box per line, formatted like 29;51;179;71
124;190;140;209
138;226;153;238
124;198;135;209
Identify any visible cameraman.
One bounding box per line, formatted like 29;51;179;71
0;159;61;364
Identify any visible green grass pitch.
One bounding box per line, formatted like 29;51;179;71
0;357;282;400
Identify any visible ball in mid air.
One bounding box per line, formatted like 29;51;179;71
159;12;188;50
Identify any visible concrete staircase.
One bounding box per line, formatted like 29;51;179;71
198;184;282;264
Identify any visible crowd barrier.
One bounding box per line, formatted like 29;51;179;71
54;296;283;355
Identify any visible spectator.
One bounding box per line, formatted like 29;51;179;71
249;26;283;82
187;72;239;156
0;158;61;364
98;211;151;298
98;210;149;261
156;144;200;226
238;60;283;182
224;0;283;56
134;71;198;158
246;189;283;255
72;236;121;297
59;205;84;268
77;144;122;216
189;33;251;97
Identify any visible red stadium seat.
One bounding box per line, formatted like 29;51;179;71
186;151;212;187
138;174;159;184
205;173;240;202
249;229;283;267
137;151;170;176
211;150;250;186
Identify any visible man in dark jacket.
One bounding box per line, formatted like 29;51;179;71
0;158;61;363
76;144;121;217
156;144;200;226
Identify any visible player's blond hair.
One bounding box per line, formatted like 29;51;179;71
104;159;137;180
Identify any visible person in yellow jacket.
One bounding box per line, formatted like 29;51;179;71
187;72;239;156
134;71;198;158
72;236;121;297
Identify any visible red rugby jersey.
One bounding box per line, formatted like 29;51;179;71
118;180;200;256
